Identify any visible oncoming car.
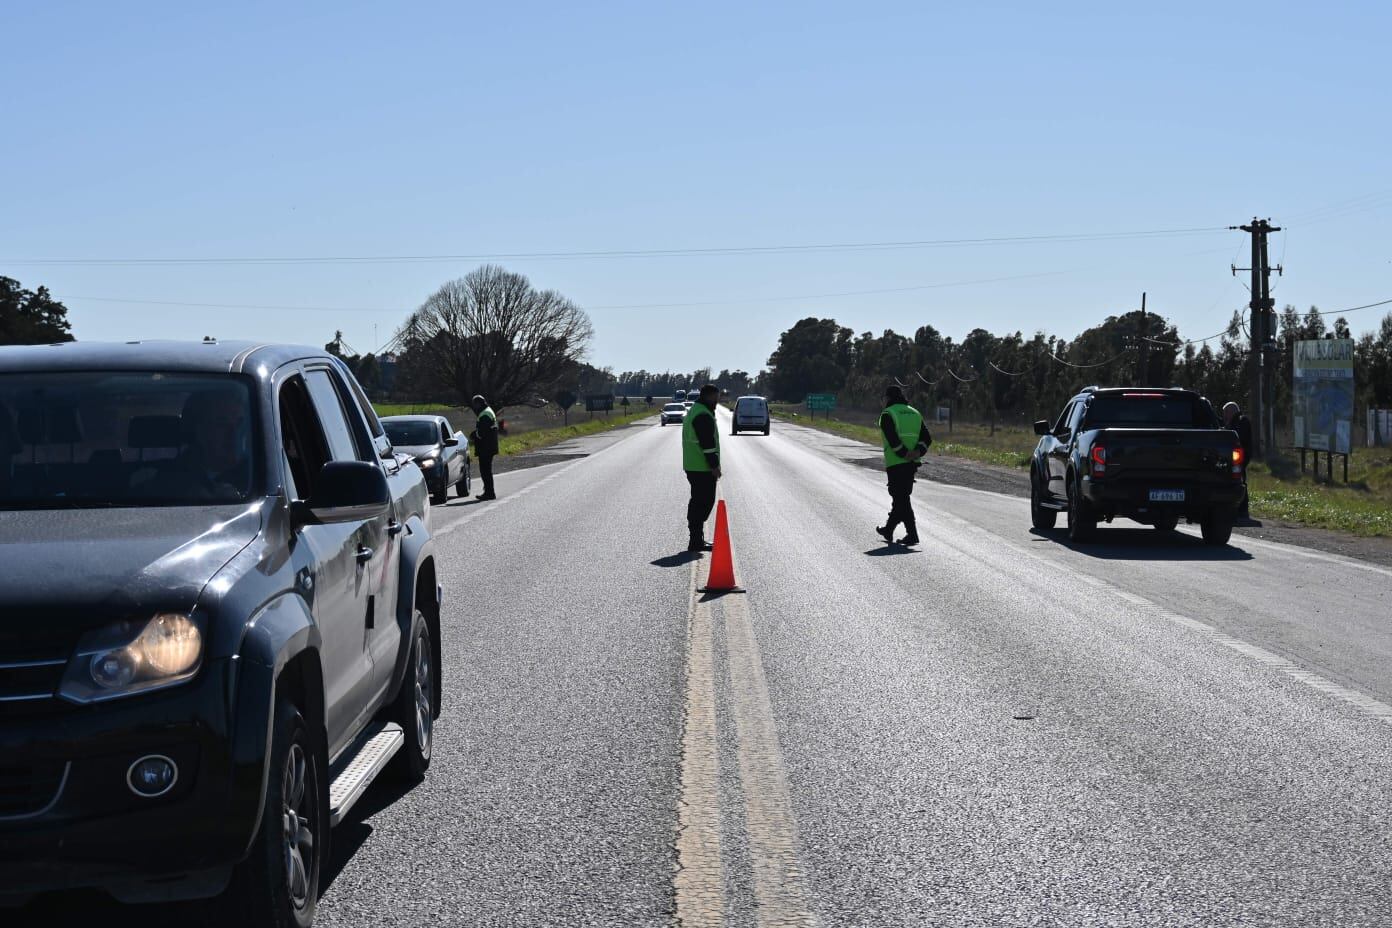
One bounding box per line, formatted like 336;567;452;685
731;395;770;435
660;402;687;425
381;414;470;505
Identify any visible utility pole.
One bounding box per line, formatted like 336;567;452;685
1231;218;1282;457
1136;292;1148;387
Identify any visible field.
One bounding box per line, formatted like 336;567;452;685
770;404;1392;537
374;400;659;456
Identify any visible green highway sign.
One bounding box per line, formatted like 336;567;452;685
805;393;837;411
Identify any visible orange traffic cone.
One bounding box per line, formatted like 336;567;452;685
700;500;744;594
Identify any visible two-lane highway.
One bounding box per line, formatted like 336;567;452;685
316;409;1392;926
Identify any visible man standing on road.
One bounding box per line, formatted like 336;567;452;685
1222;401;1254;519
470;394;499;501
876;384;931;546
682;383;722;552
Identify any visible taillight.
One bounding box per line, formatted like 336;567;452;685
1090;445;1107;477
1232;445;1245;478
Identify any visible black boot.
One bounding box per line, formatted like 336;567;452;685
875;524;895;545
898;523;920;545
688;535;713;552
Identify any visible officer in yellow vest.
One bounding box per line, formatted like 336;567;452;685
876;384;931;546
681;383;722;552
469;394;499;500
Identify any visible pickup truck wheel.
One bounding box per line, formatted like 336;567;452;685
1066;479;1095;543
1153;515;1179;532
1030;470;1057;530
214;698;324;928
456;464;470;497
390;612;436;783
1200;510;1233;546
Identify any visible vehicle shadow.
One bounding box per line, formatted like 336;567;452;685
7;775;423;927
651;551;702;568
1030;526;1255;561
864;546;921;556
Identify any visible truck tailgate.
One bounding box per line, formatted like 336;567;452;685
1099;428;1236;478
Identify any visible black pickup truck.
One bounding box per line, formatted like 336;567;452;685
1029;387;1245;545
0;340;442;926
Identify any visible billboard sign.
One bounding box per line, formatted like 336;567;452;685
1293;338;1354;454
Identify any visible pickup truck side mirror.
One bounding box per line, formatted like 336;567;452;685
1033;420;1050;436
292;461;390;526
443;437;459;447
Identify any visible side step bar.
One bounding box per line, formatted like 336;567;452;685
328;721;404;826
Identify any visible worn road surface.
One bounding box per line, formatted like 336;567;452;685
19;411;1392;926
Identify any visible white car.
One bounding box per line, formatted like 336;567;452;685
731;395;770;435
660;402;687;426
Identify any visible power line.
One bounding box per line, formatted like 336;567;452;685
3;225;1228;267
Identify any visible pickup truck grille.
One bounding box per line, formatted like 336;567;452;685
0;657;68;705
0;760;69;819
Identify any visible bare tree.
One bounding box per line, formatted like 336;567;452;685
395;265;594;409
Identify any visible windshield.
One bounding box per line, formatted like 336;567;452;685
664;404;686;412
0;372;260;509
384;420;440;446
1083;393;1218;429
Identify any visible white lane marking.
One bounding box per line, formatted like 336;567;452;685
776;420;1392;580
675;558;725;928
430;424;649;540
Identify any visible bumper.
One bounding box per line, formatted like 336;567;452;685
1079;476;1244;517
0;658;258;901
734;418;769;430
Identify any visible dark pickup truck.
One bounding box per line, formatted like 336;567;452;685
0;340;442;927
1029;387;1245;545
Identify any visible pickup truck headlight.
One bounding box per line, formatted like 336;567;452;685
59;613;204;703
418;457;437;469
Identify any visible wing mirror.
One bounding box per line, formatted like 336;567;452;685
1033;420;1050;436
291;461;390;526
444;437;459;447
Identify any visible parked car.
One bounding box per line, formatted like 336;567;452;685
381;414;470;504
660;402;687;425
731;395;770;435
1029;386;1245;544
0;340;443;926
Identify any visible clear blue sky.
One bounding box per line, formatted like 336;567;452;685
3;1;1389;376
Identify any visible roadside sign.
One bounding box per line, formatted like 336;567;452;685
805;393;836;411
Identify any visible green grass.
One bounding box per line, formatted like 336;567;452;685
497;406;655;456
770;403;1392;537
373;402;459;417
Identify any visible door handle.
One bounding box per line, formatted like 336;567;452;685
355;545;375;563
387;520;404;537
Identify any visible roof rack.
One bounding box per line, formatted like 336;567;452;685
1078;385;1100;393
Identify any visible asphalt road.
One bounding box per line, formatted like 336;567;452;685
21;411;1392;925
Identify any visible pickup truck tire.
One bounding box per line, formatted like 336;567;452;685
1030;470;1057;530
1200;510;1233;546
215;697;324;928
1153;515;1179;532
1066;479;1096;543
389;611;436;783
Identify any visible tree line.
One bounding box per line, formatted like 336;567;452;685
762;306;1392;429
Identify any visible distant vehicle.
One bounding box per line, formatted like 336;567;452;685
382;414;469;504
731;395;770;435
0;340;442;925
674;389;687;403
660;402;687;426
1029;386;1245;545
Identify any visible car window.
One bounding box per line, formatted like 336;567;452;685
0;371;260;509
279;375;330;500
1083;393;1216;428
304;369;365;463
1068;401;1087;434
335;359;385;440
383;420;440;445
1053;402;1075;436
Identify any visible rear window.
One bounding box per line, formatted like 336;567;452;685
736;398;766;411
1082;393;1217;429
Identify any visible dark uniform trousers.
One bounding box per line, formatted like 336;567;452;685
478;453;495;497
885;462;919;534
686;471;717;539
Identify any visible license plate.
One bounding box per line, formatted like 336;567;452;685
1148;489;1185;502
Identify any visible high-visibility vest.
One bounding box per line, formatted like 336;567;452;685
682;403;720;472
882;403;924;467
477;406;496;429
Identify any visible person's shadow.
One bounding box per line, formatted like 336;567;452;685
651;551;702;568
864;546;920;556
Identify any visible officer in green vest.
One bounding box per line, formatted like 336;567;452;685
682;383;722;552
876;384;931;546
469;394;499;500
